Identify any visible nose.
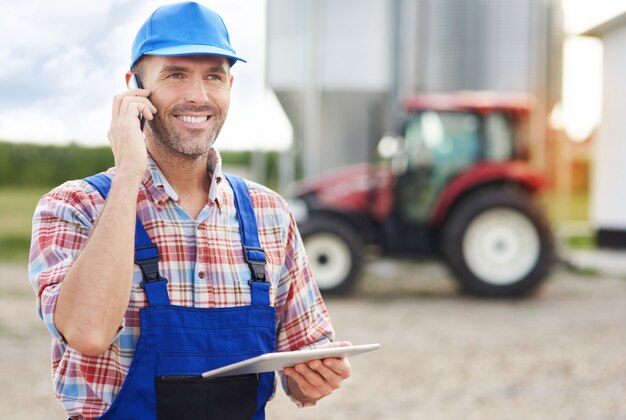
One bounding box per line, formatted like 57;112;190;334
183;75;210;104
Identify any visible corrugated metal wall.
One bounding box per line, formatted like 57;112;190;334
416;0;532;91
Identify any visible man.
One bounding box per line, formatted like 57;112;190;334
29;2;350;419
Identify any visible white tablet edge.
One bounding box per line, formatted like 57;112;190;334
201;343;380;378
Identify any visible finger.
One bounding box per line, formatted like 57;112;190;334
127;87;151;97
127;102;156;122
121;95;157;115
112;89;150;114
322;357;351;379
289;364;330;399
119;97;157;124
294;363;334;397
112;92;125;117
284;367;324;400
307;359;348;389
308;360;342;389
120;104;149;129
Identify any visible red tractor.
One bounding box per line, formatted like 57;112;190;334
292;92;554;297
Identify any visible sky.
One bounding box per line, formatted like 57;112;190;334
0;0;292;150
0;0;625;149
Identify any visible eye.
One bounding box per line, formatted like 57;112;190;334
206;73;225;82
167;73;183;79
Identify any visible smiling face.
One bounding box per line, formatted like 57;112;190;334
136;55;233;159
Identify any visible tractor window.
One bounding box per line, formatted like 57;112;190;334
484;113;514;161
405;111;480;172
399;111;480;222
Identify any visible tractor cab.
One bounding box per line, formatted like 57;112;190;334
386;92;532;225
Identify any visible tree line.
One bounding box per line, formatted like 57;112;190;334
0;141;279;188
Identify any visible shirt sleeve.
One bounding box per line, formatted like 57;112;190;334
274;208;335;352
28;182;105;342
273;207;336;402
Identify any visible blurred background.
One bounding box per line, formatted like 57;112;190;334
1;0;626;418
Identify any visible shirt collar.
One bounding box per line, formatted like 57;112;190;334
143;148;225;209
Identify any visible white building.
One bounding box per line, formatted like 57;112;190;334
584;13;626;247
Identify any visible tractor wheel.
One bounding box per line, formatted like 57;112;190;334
440;186;553;297
299;216;363;295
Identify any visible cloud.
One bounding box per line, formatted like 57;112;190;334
0;0;140;107
0;1;132;145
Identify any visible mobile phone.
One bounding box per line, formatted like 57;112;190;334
129;74;146;131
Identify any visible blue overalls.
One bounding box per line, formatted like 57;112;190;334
85;173;275;420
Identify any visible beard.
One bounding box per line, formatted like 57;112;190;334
147;104;225;158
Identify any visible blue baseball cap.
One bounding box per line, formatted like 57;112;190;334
130;2;246;69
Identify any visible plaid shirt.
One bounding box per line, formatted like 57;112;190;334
29;149;334;419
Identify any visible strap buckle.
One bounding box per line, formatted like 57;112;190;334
135;244;168;288
243;246;267;282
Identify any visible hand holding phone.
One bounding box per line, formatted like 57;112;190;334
128;74;146;131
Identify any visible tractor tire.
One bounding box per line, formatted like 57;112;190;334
440;185;553;297
299;216;363;295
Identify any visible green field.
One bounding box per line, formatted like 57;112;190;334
0;187;49;262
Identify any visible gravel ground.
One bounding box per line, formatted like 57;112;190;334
2;259;626;419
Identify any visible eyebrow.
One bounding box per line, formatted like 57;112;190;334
159;65;228;74
160;65;187;73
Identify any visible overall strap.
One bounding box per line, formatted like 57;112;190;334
224;173;270;307
84;173;170;306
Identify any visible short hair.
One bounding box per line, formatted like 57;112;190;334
131;57;146;82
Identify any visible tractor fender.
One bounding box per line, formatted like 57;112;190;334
431;161;547;227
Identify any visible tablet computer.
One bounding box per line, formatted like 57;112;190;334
201;343;380;378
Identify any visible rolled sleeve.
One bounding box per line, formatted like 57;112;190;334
31;258;73;342
28;182;103;342
275;211;335;352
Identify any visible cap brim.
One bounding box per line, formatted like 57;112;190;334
144;44;246;64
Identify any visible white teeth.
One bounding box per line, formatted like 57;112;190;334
177;115;208;124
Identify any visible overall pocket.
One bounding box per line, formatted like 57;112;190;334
155;373;258;420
